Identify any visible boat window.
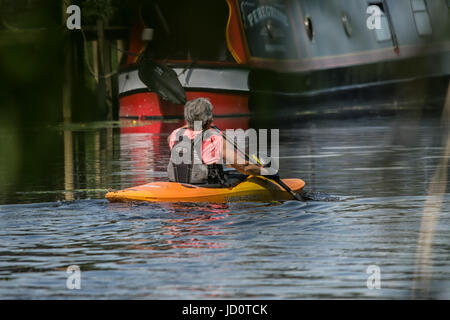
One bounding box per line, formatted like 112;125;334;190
411;0;433;36
341;13;352;37
368;2;392;42
411;0;426;11
305;16;314;41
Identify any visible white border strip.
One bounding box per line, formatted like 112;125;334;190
119;67;249;95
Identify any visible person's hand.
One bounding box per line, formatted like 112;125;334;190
259;167;279;176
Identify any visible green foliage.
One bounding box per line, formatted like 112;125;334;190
81;0;116;24
78;0;138;25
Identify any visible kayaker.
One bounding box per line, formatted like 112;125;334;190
167;97;263;186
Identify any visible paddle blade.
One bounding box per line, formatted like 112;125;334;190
137;53;187;105
272;175;303;201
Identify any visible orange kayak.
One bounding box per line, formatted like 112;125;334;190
106;176;305;203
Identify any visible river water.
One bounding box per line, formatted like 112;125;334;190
0;115;449;299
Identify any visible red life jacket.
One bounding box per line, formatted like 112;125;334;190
167;128;225;185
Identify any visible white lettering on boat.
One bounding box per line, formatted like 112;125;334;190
246;6;289;28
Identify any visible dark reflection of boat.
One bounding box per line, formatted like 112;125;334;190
120;118;249;134
119;0;450;121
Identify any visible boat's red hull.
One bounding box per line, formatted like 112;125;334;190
120;91;249;120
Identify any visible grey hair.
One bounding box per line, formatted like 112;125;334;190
184;98;213;130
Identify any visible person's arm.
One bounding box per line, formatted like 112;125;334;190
222;138;261;175
231;162;262;176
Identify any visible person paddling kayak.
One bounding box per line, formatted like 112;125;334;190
106;100;306;203
167;98;262;186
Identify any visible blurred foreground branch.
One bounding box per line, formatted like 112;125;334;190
412;81;450;298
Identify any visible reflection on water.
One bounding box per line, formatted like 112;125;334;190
0;114;449;299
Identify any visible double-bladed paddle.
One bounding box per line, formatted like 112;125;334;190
212;126;303;201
